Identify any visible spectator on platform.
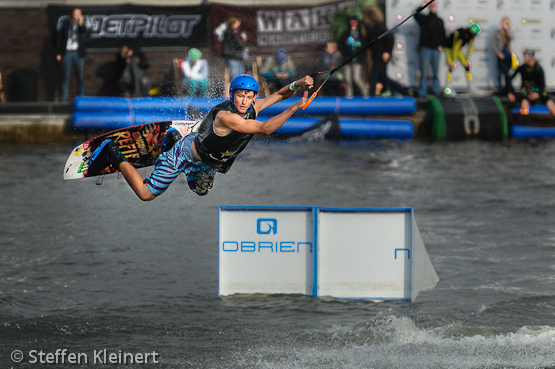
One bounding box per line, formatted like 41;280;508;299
491;17;514;96
317;41;344;96
261;48;296;90
116;45;151;97
508;49;555;115
181;48;210;97
338;18;368;97
414;1;445;97
55;7;89;102
444;23;481;95
362;6;411;97
221;15;248;79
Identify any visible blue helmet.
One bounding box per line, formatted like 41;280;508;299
229;74;259;96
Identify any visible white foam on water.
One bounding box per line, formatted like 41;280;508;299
234;315;555;369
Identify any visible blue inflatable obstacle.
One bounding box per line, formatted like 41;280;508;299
257;96;416;116
71;96;417;139
72;96;224;129
264;116;414;140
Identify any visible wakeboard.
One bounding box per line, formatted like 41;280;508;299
63;120;200;180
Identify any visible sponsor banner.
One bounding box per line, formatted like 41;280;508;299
47;5;209;49
219;207;314;296
210;0;356;56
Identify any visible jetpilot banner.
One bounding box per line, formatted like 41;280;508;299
210;0;357;56
47;5;209;49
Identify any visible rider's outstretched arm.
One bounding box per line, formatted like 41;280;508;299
255;75;313;113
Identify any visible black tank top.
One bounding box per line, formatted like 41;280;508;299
194;100;257;173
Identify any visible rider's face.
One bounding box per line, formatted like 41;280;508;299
233;90;256;114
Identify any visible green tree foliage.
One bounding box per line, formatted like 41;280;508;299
331;0;385;40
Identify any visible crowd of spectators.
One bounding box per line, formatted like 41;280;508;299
53;5;555;114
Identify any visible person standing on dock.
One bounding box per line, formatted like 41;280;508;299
338;18;369;98
414;0;446;97
491;17;514;96
55;7;89;102
508;49;555;116
221;16;248;82
317;41;344;96
362;6;410;97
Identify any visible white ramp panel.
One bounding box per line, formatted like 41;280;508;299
411;218;439;300
218;209;313;296
317;211;412;300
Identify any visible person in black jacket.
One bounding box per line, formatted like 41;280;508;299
116;45;151;97
221;15;248;80
362;6;410;97
414;1;445;97
55;7;89;102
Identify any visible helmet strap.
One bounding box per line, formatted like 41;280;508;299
231;101;255;117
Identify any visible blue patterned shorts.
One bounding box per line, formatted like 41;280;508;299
145;133;216;196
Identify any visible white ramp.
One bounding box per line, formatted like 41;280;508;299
218;206;438;301
218;207;314;296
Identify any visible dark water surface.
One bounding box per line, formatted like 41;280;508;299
1;138;555;368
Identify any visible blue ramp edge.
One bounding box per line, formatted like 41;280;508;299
511;124;555;138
